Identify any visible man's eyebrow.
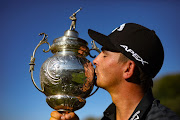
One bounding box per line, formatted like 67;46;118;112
102;50;108;54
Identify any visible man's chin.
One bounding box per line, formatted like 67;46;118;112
96;81;103;88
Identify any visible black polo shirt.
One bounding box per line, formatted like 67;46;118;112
101;89;180;120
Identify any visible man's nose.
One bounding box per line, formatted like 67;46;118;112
93;52;101;66
93;60;96;66
93;56;98;66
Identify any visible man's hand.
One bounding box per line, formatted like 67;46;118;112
50;111;79;120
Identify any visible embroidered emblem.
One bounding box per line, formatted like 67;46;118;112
130;110;140;120
120;45;148;65
112;23;126;32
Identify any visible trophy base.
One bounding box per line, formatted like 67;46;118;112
46;95;86;112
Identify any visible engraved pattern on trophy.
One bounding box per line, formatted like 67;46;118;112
29;8;100;112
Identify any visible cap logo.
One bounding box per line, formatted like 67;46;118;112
120;45;149;65
112;23;126;33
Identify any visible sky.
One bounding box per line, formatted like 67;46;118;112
0;0;180;120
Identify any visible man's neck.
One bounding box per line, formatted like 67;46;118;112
109;81;144;120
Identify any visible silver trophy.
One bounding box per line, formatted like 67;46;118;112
29;8;100;112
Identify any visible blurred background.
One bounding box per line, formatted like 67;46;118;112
0;0;180;120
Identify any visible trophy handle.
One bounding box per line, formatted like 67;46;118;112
87;40;101;97
29;33;51;93
89;40;101;58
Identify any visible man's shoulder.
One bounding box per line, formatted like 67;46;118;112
146;99;180;120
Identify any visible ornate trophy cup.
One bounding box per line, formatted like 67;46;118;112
29;8;100;112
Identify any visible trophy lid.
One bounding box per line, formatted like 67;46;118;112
50;30;89;56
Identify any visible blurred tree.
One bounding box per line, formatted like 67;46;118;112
153;73;180;116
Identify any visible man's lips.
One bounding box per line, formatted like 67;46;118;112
95;69;98;74
95;70;98;76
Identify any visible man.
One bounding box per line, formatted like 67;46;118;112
50;23;180;120
69;13;77;30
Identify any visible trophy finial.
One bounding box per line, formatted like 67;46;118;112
69;7;82;30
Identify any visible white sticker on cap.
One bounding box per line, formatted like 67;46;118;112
112;23;126;33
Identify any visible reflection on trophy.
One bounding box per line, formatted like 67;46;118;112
29;8;100;112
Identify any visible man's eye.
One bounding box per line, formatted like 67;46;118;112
103;55;107;58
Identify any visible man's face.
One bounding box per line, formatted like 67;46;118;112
93;50;125;90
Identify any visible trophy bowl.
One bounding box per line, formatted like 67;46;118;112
40;31;95;111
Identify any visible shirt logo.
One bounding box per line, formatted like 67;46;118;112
112;23;126;32
130;110;140;120
120;45;149;65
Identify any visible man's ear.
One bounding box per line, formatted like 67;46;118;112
123;60;135;79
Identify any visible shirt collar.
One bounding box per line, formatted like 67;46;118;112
103;103;116;119
128;89;154;120
103;89;154;120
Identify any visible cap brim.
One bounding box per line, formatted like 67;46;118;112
88;29;117;51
